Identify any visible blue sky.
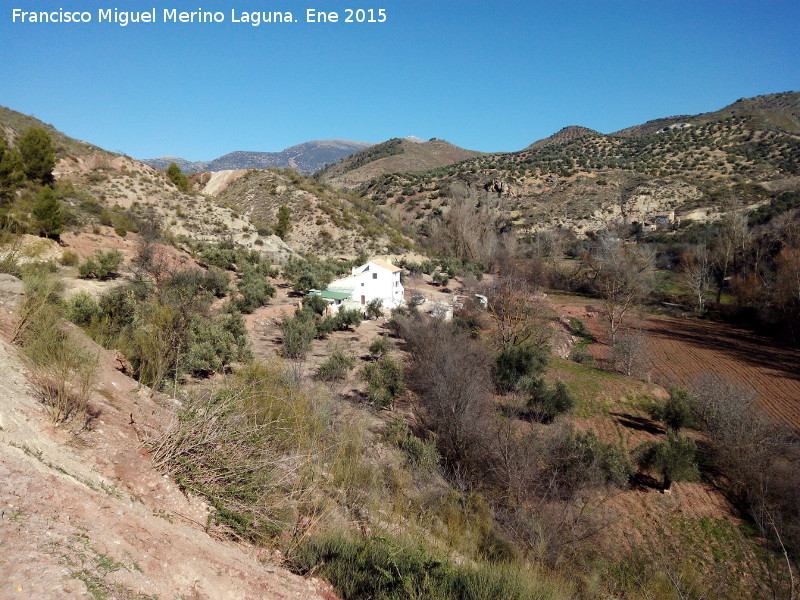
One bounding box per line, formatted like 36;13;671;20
2;1;798;160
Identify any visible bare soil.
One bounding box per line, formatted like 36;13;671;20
0;281;339;600
548;293;800;431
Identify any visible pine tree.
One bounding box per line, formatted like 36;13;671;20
0;139;24;202
166;162;189;192
31;186;64;238
275;205;291;240
18;127;55;185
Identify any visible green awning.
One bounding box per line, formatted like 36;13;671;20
310;289;352;301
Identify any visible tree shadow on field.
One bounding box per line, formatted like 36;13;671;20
630;471;663;491
611;411;664;436
645;317;800;382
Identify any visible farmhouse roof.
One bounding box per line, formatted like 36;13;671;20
328;275;360;291
310;289;352;300
368;259;402;273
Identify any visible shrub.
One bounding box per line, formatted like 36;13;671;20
365;298;383;320
78;249;123;280
30;186;64;238
166;162;189;192
149;363;329;543
565;430;633;488
317;347;356;382
204;267;230;297
235;270;275;313
291;533;563;600
368;334;392;357
384;418;440;474
494;344;548;392
274;205;291;239
361;356;404;408
335;307;362;330
66;291;101;327
302;293;328;316
281;314;317;360
650;387;695;431
525;378;576;423
568;346;594;365
59;249;79;266
183;310;251;375
635;430;699;491
15;272;96;425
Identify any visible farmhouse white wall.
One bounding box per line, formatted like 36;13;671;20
328;260;404;310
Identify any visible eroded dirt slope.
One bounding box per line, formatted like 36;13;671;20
0;280;337;600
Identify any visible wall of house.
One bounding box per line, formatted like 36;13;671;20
349;263;404;309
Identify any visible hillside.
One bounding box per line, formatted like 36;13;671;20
208;167;415;256
143;139;373;174
0;105;107;158
525;125;601;149
0;292;337;599
614;91;800;137
359;92;800;237
318;137;484;188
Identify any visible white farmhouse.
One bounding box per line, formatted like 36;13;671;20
312;259;404;313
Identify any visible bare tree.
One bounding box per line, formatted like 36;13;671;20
430;183;501;263
691;373;800;588
480;275;552;351
583;236;654;345
398;314;494;463
612;326;652;378
711;209;751;303
682;244;712;315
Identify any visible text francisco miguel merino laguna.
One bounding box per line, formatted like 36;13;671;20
10;7;389;26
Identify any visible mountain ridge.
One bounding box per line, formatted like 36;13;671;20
142;138;373;174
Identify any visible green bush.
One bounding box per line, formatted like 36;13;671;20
635;430;699;491
525;377;576;422
334;307;362;330
184;309;250;375
15;271;96;425
30;186;64;238
78;249;123;280
166;162;189;192
494;344;548;392
365;298;383;320
384;418;440;474
235;269;275;314
361;356;404;408
59;249;79;266
302;293;328;315
66;291;101;327
565;430;633;488
649;387;695;431
281;314;317;359
316;347;356;381
568;346;594;365
291;533;564;600
369;334;392;357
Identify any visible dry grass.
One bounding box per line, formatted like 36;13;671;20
15;270;98;426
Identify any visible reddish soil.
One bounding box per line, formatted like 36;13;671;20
549;294;800;431
0;278;339;600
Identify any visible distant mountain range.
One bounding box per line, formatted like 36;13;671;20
141;139;373;174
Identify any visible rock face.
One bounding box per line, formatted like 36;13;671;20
0;273;23;297
258;233;299;264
